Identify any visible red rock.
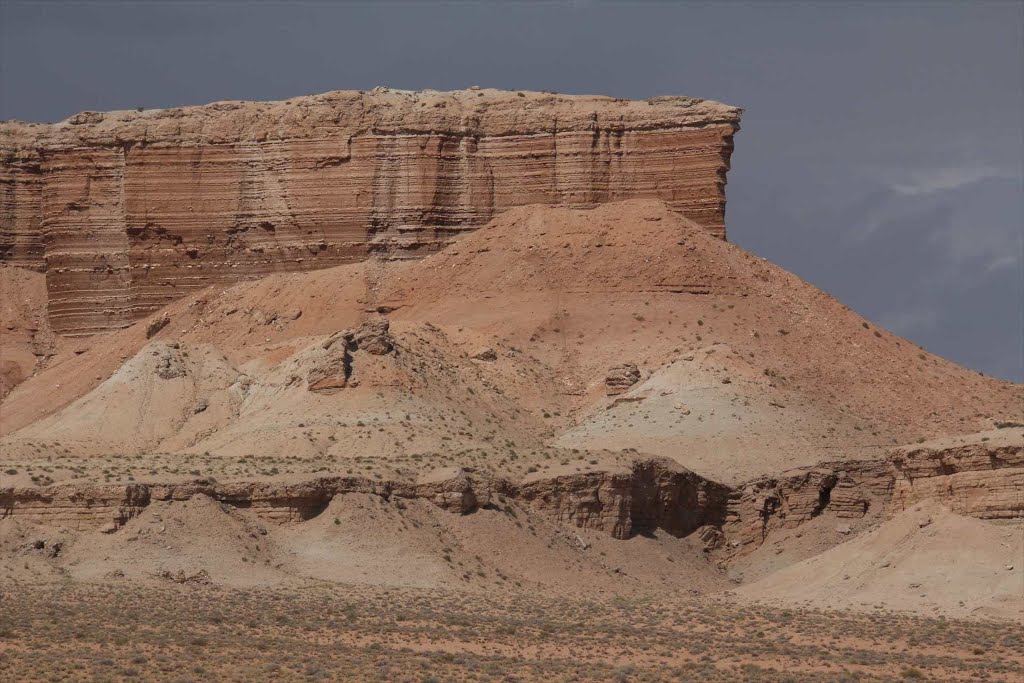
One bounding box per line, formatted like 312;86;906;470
0;88;740;335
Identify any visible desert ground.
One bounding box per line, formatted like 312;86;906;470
3;581;1024;682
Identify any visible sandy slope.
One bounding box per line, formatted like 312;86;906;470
735;502;1024;620
1;489;727;596
62;494;284;587
553;343;883;484
2;200;1018;487
7;343;241;456
380;199;1021;439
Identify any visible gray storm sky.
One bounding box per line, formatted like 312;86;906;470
2;0;1022;381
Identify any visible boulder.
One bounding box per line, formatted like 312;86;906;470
471;347;497;362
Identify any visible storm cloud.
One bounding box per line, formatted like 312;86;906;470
2;1;1020;380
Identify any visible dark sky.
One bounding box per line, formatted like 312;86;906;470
2;1;1022;381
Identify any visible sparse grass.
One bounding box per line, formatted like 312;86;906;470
0;583;1019;682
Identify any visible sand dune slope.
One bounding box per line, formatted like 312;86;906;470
737;502;1024;619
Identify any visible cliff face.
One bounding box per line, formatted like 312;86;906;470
719;430;1024;557
6;435;1018;543
0;88;741;335
890;438;1024;519
0;458;729;538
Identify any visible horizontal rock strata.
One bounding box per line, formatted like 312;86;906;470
0;88;741;335
723;460;894;553
0;458;725;538
721;434;1023;555
5;438;1017;550
890;441;1024;519
0;475;489;530
516;458;730;539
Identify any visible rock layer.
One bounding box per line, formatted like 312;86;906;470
723;459;894;553
0;88;741;335
8;436;1017;546
516;458;730;539
890;439;1024;519
721;431;1024;556
0;458;727;537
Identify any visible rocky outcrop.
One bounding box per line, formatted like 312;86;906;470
153;344;187;380
145;314;170;339
0;458;726;538
6;436;1015;550
308;318;395;392
0;475;486;530
0;88;741;335
723;459;894;553
0;482;152;531
516;469;634;537
471;347;497;362
604;363;641;396
630;459;731;535
347;318;394;356
306;345;352;393
890;439;1024;519
514;458;729;539
719;434;1024;556
0;267;55;399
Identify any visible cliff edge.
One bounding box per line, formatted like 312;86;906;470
0;87;741;335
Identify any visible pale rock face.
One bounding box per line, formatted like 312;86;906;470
889;437;1024;519
0;88;741;335
2;438;1019;554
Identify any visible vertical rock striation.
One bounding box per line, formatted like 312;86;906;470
0;88;741;335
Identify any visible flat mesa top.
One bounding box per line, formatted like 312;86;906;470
0;87;742;148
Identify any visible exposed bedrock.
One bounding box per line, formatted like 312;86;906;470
722;460;895;555
0;458;726;538
889;441;1024;519
4;436;1018;549
0;476;476;531
721;433;1023;556
516;458;731;539
0;88;741;335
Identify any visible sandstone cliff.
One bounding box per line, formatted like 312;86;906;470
0;88;740;335
889;430;1024;519
0;458;727;538
5;433;1018;545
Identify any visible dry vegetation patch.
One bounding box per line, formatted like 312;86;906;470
1;584;1021;682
